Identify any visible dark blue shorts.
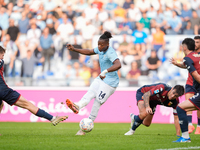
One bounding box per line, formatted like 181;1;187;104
136;89;157;114
0;88;20;106
185;84;197;94
189;92;200;110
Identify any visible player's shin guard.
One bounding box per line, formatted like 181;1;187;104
177;106;189;133
35;108;53;121
132;115;143;131
89;99;101;121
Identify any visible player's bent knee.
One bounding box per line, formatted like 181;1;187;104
139;112;148;119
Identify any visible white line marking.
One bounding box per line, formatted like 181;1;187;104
156;146;200;150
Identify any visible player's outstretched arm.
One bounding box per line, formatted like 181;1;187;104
66;44;96;55
174;115;181;136
0;102;4;114
169;58;186;69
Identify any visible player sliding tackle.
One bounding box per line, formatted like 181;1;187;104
124;83;184;138
0;46;68;126
65;31;121;135
170;38;200;142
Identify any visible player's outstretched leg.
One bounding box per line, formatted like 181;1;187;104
66;99;79;114
51;116;68;126
15;96;68;126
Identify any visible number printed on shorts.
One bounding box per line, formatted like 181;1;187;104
99;91;106;100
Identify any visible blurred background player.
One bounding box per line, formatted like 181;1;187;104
124;83;184;136
0;46;68;125
65;31;121;135
172;38;200;142
170;36;200;134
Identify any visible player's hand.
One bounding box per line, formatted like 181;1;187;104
99;70;108;80
99;75;106;80
66;44;74;51
169;58;178;66
146;107;153;115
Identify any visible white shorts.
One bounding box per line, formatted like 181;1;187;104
89;78;116;104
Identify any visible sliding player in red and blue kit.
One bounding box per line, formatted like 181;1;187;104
124;83;184;136
0;46;68;126
174;38;200;142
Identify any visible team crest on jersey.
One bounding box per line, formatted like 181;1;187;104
168;101;172;106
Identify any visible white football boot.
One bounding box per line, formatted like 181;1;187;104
124;129;135;135
51;116;68;126
76;130;86;135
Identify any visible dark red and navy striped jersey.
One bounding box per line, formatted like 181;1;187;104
186;52;200;86
139;83;179;113
183;52;200;91
186;73;193;86
0;59;9;90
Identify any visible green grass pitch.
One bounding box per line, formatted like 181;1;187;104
0;122;199;150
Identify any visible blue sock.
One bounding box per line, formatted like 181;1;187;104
35;109;53;121
187;115;192;124
198;118;200;126
177;106;188;132
132;115;143;131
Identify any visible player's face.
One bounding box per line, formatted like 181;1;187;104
0;52;4;59
168;89;179;100
98;39;109;52
181;44;187;55
194;39;200;52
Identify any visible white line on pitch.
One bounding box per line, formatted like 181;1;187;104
156;146;200;150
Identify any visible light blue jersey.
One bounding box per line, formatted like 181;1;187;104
94;47;119;87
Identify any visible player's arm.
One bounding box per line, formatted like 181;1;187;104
191;71;200;84
100;59;121;80
143;91;153;114
184;57;200;84
107;59;121;72
66;44;96;55
174;114;181;136
169;58;186;69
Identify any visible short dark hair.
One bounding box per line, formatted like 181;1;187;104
182;38;195;51
0;46;5;54
173;85;185;96
194;36;200;40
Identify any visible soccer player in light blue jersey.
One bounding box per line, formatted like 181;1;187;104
66;31;121;135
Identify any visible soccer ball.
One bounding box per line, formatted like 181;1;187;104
79;118;94;133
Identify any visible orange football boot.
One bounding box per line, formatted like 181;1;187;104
66;99;79;114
